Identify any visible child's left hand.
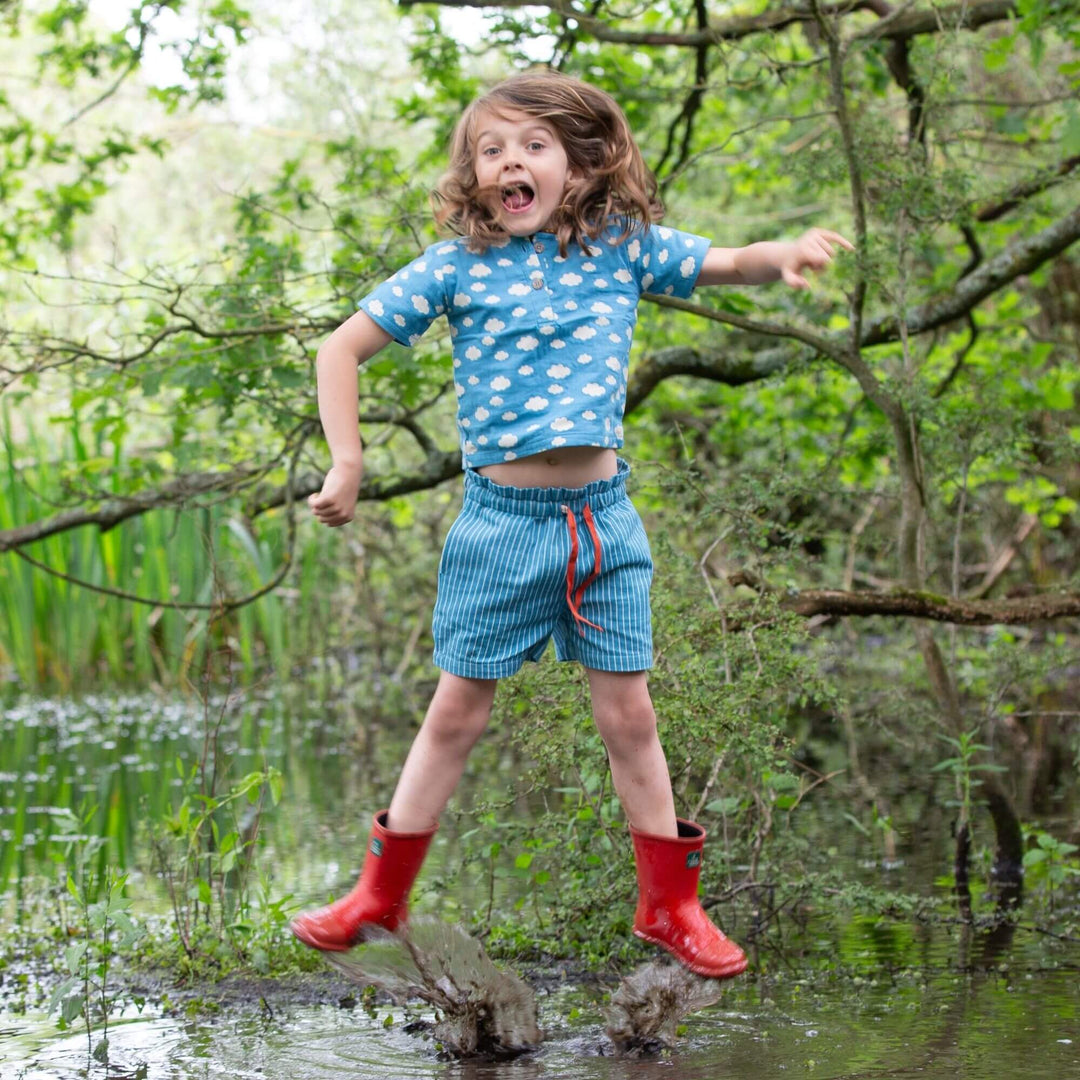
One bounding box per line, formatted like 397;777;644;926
779;228;854;289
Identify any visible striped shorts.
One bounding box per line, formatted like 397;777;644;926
432;459;654;679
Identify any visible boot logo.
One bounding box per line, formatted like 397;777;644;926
370;837;384;857
686;851;701;869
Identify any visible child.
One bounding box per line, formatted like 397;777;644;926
292;70;851;978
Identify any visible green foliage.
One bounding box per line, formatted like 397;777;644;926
1022;829;1080;911
48;808;144;1067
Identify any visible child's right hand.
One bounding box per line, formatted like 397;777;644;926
308;464;362;527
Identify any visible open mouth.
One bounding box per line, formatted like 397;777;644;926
501;183;535;213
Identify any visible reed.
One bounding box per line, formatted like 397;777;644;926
0;405;334;689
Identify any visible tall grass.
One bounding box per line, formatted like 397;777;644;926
0;404;333;689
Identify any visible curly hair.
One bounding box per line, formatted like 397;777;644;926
432;70;664;257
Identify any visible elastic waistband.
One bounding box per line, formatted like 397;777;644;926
463;458;630;517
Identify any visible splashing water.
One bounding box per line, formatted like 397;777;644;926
603;961;724;1056
327;917;542;1059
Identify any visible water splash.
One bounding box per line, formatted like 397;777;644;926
327;917;542;1059
603;961;724;1056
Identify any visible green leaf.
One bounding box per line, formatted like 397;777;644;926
1022;848;1048;867
64;941;88;975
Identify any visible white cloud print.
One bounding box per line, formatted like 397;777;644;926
524;396;549;411
484;318;505;332
547;364;570;379
498;434;518;448
490;375;511;390
582;383;605;397
680;256;696;278
516;336;539;351
469;264;492;277
508;283;530;296
367;300;384;316
411;295;430;314
559;273;583;285
550;417;574;432
572;326;597;340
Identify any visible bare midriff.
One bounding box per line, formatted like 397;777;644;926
476;445;618;489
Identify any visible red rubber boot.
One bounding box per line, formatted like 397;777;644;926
290;810;437;952
630;818;747;978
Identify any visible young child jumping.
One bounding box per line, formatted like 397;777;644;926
292;70;851;978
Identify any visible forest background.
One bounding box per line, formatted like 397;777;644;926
0;0;1078;978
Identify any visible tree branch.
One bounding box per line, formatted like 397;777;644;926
398;0;1017;46
862;204;1080;345
723;583;1080;627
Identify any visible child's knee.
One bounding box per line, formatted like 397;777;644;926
424;674;495;748
593;695;658;750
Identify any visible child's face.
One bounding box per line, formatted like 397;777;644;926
473;108;572;236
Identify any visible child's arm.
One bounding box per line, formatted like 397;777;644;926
308;310;393;528
696;228;853;289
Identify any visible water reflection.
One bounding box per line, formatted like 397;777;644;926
5;968;1079;1079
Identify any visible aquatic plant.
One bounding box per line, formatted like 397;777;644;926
48;811;144;1069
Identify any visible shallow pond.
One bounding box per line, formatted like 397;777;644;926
1;690;1078;1078
5;960;1079;1078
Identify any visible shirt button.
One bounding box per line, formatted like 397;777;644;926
531;277;544;289
533;242;544;253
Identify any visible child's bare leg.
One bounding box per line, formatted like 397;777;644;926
587;669;677;837
387;671;497;831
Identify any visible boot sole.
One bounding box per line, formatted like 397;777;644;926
633;928;748;979
290;922;355;952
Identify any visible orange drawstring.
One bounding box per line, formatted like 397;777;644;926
562;503;603;635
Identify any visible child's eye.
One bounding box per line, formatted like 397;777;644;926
481;146;500;156
527;141;545;151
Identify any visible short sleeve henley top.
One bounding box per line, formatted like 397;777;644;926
357;222;711;468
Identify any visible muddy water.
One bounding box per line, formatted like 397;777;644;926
5;965;1079;1078
2;691;1079;1078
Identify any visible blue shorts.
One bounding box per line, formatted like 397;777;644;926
432;459;654;679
